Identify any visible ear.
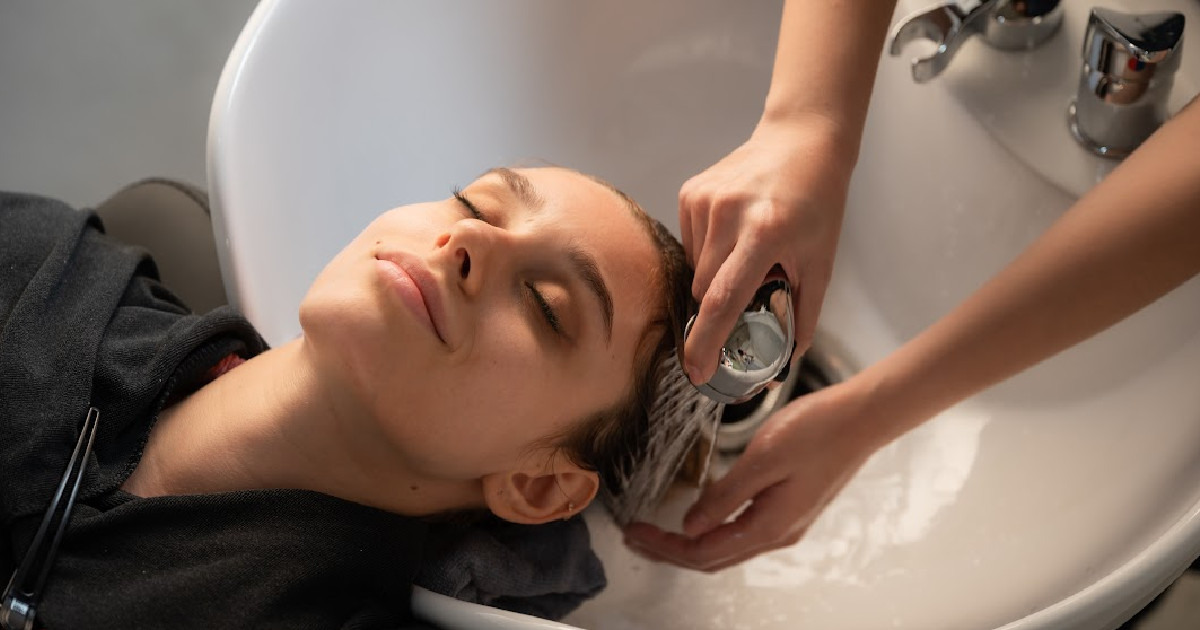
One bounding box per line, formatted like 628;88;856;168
481;452;600;525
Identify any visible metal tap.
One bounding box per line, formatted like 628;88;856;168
889;0;1063;83
1068;8;1186;159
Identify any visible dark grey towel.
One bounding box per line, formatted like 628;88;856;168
416;514;606;621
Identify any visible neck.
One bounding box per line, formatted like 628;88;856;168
121;338;483;516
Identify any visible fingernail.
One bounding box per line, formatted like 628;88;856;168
683;513;712;537
684;363;700;385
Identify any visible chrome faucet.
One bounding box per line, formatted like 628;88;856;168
1068;9;1186;159
889;0;1063;83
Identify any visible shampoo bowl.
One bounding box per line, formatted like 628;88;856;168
208;1;1200;628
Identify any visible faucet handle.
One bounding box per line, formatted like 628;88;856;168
1070;8;1186;158
1083;8;1185;80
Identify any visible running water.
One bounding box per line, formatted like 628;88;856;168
601;353;725;525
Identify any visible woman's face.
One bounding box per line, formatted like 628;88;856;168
300;167;660;481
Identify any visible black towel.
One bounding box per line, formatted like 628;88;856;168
416;513;606;621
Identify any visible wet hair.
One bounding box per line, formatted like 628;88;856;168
550;173;696;504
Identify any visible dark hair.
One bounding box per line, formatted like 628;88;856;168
552;175;695;498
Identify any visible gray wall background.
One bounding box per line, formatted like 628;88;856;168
0;1;256;207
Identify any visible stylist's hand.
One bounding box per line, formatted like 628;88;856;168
623;380;882;571
678;117;854;384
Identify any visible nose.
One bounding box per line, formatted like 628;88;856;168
437;218;506;298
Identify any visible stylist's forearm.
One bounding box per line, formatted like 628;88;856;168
860;101;1200;443
758;0;898;162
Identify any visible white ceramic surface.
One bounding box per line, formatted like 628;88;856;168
208;1;1200;629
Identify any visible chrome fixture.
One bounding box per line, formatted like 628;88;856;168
712;335;855;453
889;0;1063;83
685;274;794;405
1068;9;1186;159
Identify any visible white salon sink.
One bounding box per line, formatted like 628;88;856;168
208;1;1200;629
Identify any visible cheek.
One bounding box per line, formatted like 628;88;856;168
407;325;567;465
445;322;549;425
389;372;534;479
368;204;452;245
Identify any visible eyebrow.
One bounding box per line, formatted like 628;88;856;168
565;244;615;342
486;166;544;213
485;167;615;342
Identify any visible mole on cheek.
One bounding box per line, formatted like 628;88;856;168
409;485;419;492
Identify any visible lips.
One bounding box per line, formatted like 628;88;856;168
374;252;449;345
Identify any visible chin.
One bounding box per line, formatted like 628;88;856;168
301;279;381;358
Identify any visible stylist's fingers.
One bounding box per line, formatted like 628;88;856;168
682;441;780;537
623;423;786;563
683;243;772;383
688;197;740;303
625;483;806;572
679;209;694;269
792;263;834;357
678;192;701;268
679;172;716;269
687;487;814;573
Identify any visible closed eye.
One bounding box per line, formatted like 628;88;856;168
453;187;489;223
527;282;564;336
454;187;563;338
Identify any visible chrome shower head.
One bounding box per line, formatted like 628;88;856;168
685;274;795;404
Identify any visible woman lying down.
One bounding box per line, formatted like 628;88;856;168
0;167;719;629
